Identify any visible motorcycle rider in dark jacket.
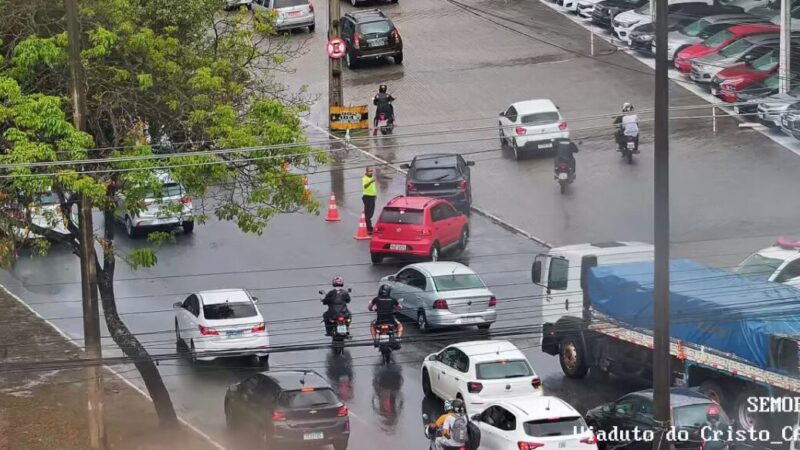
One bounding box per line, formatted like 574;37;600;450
553;138;579;175
369;284;403;345
373;84;395;130
323;276;351;336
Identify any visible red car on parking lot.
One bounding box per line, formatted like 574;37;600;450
713;47;778;102
674;23;777;73
369;196;469;264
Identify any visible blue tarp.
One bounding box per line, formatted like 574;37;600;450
587;259;800;369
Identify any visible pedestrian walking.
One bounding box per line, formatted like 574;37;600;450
362;167;377;234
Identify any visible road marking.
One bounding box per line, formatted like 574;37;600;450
301;118;554;248
0;284;229;450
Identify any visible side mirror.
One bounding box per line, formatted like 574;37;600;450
427;354;437;361
557;105;561;109
532;260;543;284
499;111;505;116
471;414;481;421
466;161;475;166
387;275;396;282
251;296;259;303
173;302;182;309
400;163;410;169
318;290;325;295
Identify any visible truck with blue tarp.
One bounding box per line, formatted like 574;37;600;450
531;241;800;443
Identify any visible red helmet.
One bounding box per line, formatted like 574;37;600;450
332;276;344;287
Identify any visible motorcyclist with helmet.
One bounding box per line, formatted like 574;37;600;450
368;284;404;345
614;102;640;152
553;138;579;177
428;399;469;450
322;276;351;337
373;84;395;133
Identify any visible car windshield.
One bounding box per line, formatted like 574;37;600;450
203;302;257;320
359;21;392;35
704;29;733;48
278;388;338;408
521;112;560;126
749;49;778;70
35;192;59;205
718;38;753;57
432;274;486;291
379;207;424;225
734;253;783;280
673;404;732;428
146;182;183;200
274;0;307;7
681;18;710;37
475;360;533;379
523;416;588;437
414;167;459;182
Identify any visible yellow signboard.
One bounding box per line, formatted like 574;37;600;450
330;105;369;131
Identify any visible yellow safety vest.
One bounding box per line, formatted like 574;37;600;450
362;175;377;196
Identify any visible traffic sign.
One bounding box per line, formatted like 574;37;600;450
327;38;346;59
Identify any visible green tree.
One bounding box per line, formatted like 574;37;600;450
0;0;320;426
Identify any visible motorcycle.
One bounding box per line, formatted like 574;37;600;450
376;111;395;135
375;322;398;365
554;162;575;194
319;289;352;354
422;413;471;450
619;133;639;164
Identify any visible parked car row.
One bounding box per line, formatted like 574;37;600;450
548;0;800;139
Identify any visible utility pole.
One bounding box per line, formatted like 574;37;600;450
65;0;107;448
328;0;343;120
652;0;671;447
779;0;791;94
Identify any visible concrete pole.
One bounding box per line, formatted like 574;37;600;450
779;0;791;94
328;0;343;127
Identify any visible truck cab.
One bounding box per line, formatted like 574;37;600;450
531;241;654;356
735;237;800;285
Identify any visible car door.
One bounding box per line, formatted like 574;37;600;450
444;348;470;398
340;18;354;50
629;398;656;450
178;294;199;340
392;268;422;317
430;204;454;247
605;396;644;448
500;106;518;142
441;202;462;246
432;347;460;398
235;375;264;426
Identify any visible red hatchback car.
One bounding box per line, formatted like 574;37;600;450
713;47;778;102
369;196;469;264
674;23;777;73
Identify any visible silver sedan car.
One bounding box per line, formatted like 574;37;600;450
380;262;497;331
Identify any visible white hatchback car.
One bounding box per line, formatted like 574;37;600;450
473;396;598;450
173;289;270;365
421;340;542;415
498;99;569;160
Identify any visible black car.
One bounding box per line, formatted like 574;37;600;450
224;370;349;450
780;101;800;140
585;388;734;450
400;153;475;214
593;0;646;29
340;9;403;69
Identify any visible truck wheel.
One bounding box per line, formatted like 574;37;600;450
734;389;762;431
698;380;727;409
559;337;589;378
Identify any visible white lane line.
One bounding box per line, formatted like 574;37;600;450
0;284;228;450
300;118;554;248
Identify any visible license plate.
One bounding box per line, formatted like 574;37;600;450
379;334;390;342
627;142;635;149
226;330;243;337
336;324;347;334
304;432;323;440
389;244;407;251
538;142;553;149
368;38;387;47
289;10;301;16
558;173;568;180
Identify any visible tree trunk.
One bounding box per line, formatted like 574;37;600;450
96;210;179;428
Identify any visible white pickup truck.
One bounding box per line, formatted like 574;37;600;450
736;238;800;287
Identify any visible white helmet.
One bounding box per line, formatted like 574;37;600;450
622;103;634;112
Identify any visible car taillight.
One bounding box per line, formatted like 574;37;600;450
581;435;598;445
467;382;483;393
558;163;569;170
392;29;400;41
199;325;218;336
180;196;192;204
337;316;345;324
407;182;416;191
354;34;360;49
559;121;568;130
519;443;544;450
337;406;348;417
433;299;448;309
417;228;432;237
488;296;497;307
515;126;527;135
251;322;266;333
458;180;467;189
531;377;542;389
308;1;314;11
272;410;286;421
379;324;391;332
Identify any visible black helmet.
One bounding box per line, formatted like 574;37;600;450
379;84;387;93
452;398;465;414
378;284;392;297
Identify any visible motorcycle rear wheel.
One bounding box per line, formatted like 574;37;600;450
559;181;566;194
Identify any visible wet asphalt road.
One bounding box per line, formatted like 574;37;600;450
2;0;800;448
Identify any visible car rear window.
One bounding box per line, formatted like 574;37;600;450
432;274;486;292
379;207;423;225
704;29;733;47
475;360;533;379
359;20;392;35
146;182;183;200
36;192;59;205
718;37;753;57
274;0;307;7
750;48;778;70
278;388;338;408
203;302;257;320
681;18;710;37
673;404;731;428
524;416;587;437
521;112;560;126
414;167;459;182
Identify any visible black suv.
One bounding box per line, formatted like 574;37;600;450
592;0;646;29
224;370;349;450
400;153;475;214
340;9;403;69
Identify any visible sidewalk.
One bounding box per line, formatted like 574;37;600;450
0;288;222;450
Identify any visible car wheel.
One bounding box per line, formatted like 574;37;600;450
477;323;491;331
346;51;357;69
499;123;506;147
422;369;434;398
559;336;589;378
458;227;469;251
308;24;315;32
174;319;182;344
698;380;726;409
125;216;140;239
417;310;430;331
429;243;440;262
260;428;275;450
395;52;403;64
182;220;194;234
351;0;359;6
224;400;237;429
512;139;521;160
333;440;349;450
370;253;383;264
190;341;198;365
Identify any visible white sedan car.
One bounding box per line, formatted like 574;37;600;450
421;340;542;415
473;396;598;450
498;99;569;160
174;289;270;365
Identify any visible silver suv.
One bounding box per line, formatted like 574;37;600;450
115;174;194;238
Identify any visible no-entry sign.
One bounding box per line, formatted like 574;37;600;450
326;38;346;59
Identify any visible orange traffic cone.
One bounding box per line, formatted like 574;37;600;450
303;177;311;201
354;210;371;240
325;193;341;222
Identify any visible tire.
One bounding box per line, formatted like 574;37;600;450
499;124;506;147
125;216;140;239
346;51;357;69
458;227;469;251
429;243;440;262
560;181;566;194
559;336;589;378
734;389;762;431
224;400;236;429
182;220;194;234
417;310;430;331
308;24;315;32
626;152;633;165
698;380;727;408
512;139;521;160
395;53;403;64
477;323;491;331
391;0;398;3
190;341;198;365
259;354;270;369
422;369;434;398
351;0;359;5
370;253;383;264
333;440;349;450
381;348;392;365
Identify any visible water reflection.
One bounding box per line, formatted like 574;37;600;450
325;349;354;401
371;361;404;432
